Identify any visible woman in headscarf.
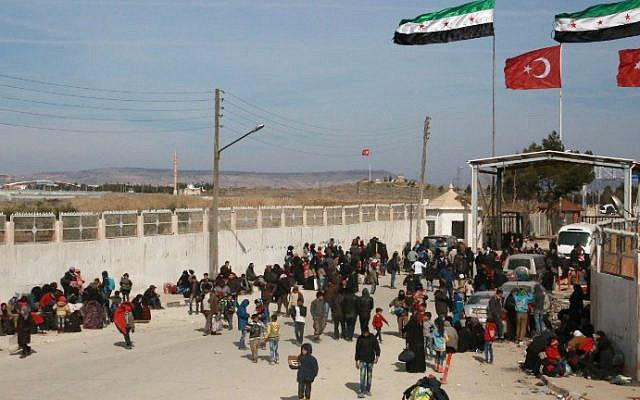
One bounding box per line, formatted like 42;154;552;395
245;263;257;281
356;288;374;334
389;290;409;338
403;308;426;373
16;298;34;357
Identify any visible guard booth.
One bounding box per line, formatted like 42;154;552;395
467;150;637;251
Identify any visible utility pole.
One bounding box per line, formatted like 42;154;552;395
209;89;221;278
416;116;431;241
172;151;178;196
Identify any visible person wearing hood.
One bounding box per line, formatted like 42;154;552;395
16;299;34;357
114;301;135;349
513;287;534;344
403;309;426;373
296;343;319;400
356;288;374;334
341;291;357;341
451;292;464;327
236;299;250;349
245;263;257;281
177;270;190;294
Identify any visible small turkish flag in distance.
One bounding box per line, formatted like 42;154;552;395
617;49;640;87
361;148;370;157
505;45;562;90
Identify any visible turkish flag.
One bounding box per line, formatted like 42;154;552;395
361;148;370;157
505;45;562;90
617;49;640;87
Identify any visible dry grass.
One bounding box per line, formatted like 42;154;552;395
1;183;446;213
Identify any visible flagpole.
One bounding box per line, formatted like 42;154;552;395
559;43;564;143
492;34;496;157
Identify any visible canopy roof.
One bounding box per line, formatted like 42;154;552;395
468;150;637;170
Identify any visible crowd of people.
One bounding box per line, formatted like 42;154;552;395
1;231;625;398
0;268;165;355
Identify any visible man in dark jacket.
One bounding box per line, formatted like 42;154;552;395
355;326;380;398
297;343;319;400
342;291;357;341
488;289;504;339
356;288;374;334
332;292;345;340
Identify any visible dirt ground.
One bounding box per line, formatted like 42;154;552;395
0;274;628;400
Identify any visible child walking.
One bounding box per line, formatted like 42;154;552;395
484;317;497;364
371;307;388;342
423;312;435;359
432;318;448;373
296;343;319;400
265;314;281;364
247;314;264;363
53;296;70;333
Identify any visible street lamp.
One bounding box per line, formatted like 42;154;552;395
209;93;264;277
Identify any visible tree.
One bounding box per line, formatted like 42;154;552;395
502;131;595;203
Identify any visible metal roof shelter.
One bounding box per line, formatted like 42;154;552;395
467;150;638;250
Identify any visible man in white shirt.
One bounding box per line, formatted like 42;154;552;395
413;260;425;276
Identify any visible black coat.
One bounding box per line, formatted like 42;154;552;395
297;354;319;383
355;333;381;363
342;293;357;319
403;316;426;373
356;294;374;320
17;314;34;346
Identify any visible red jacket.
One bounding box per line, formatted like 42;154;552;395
484;321;497;342
372;313;388;329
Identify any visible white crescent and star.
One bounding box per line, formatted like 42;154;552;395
523;57;551;79
635;61;640;70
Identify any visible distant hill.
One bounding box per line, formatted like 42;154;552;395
16;168;397;189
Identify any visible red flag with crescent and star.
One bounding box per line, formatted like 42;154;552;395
617;49;640;87
504;45;562;90
361;148;370;157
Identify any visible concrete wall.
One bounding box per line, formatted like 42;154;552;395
591;270;639;379
0;217;423;300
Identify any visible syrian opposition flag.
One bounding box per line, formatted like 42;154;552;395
617;49;640;87
554;0;640;43
504;46;562;90
394;0;494;45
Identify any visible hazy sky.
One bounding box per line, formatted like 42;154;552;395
1;0;639;184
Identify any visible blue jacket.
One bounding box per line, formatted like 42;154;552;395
514;291;533;313
236;299;250;331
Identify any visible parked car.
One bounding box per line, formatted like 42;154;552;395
463;290;493;324
421;235;457;254
556;223;598;260
599;203;617;215
503;254;546;279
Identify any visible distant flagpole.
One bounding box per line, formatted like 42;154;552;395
559;43;564;143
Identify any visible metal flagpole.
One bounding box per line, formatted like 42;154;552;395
492;34;496;157
559;44;564;143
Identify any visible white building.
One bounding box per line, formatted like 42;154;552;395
424;184;478;245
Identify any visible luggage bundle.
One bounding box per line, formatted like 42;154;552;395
403;376;449;400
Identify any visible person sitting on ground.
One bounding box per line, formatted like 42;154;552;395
143;285;163;309
176;270;190;295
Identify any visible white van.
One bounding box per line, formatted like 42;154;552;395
556;223;598;259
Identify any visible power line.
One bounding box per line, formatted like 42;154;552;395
0;83;210;102
1;95;209;112
0;73;211;95
0;107;210;122
0;121;211;135
224;100;418;140
225;90;417;134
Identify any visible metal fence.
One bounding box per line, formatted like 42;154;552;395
344;206;359;225
218;208;232;231
0;214;5;245
176;208;204;234
261;208;282;229
12;212;56;243
326;206;342;225
104;211;138;239
377;205;390;221
284;207;303;227
306;207;324;226
392;204;405;220
61;212;99;241
361;205;375;222
142;210;173;236
235;207;258;230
